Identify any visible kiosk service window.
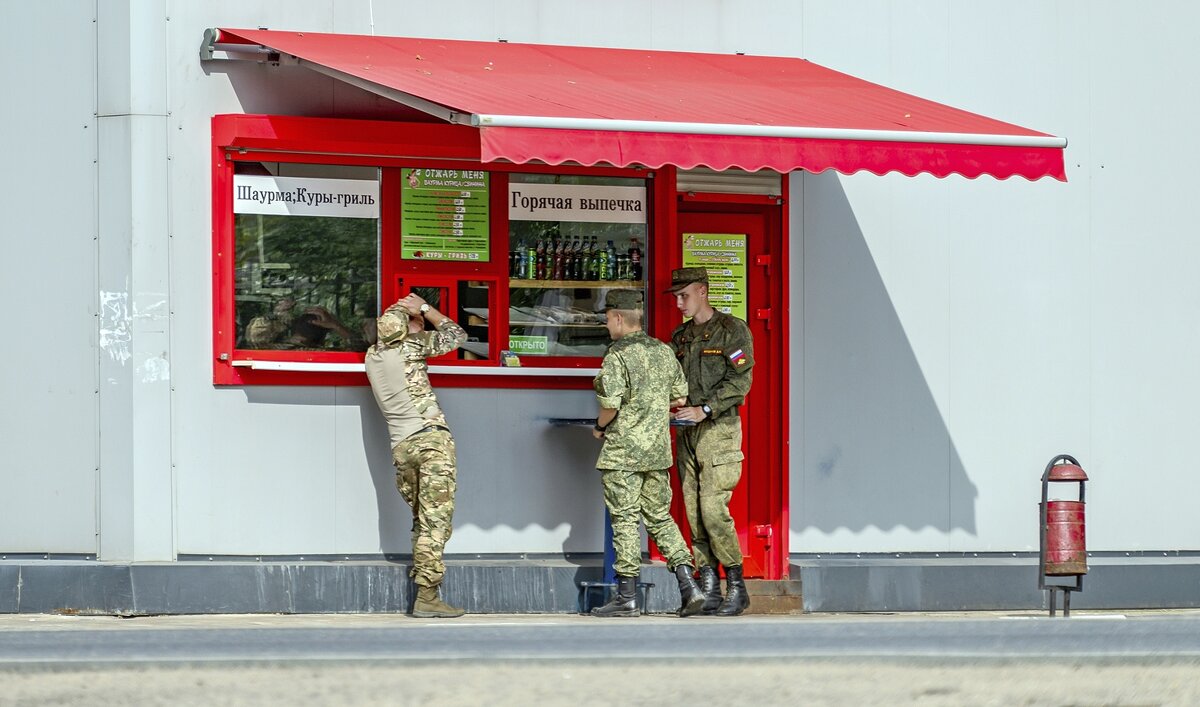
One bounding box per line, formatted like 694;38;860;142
214;134;653;386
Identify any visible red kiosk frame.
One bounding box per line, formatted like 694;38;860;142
211;112;791;578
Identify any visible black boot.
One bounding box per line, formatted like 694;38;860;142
697;565;723;615
715;564;750;616
591;575;639;617
674;565;706;617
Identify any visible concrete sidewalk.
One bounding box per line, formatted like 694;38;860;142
3;611;1200;706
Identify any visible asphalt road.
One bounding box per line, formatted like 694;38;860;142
2;611;1199;705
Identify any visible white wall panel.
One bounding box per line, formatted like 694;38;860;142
1084;2;1200;551
176;387;340;554
0;2;99;553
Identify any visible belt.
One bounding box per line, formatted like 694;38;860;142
412;424;449;437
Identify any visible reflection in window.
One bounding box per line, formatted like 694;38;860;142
234;164;378;352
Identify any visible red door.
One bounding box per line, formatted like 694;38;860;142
669;197;788;579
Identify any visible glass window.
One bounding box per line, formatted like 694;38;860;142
233;163;379;352
506;173;648;358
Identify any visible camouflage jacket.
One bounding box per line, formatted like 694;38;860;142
669;310;754;420
244;314;289;349
594;330;688;471
365;304;468;449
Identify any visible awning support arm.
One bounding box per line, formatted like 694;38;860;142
200;28;466;123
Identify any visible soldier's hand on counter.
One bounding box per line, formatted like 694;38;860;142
673;405;708;423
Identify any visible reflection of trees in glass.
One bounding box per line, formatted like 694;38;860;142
235;214;377;351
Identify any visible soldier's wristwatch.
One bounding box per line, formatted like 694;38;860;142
701;404;712;418
418;303;431;314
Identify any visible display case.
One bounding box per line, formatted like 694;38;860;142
506;174;648;359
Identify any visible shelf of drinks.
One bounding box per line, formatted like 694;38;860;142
508;323;606;329
508;279;645;289
464;306;606;328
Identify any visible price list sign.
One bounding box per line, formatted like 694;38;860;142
682;233;747;320
401;168;490;261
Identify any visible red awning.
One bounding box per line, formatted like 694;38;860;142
210;29;1066;181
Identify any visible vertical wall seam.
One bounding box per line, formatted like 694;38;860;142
91;0;103;560
164;0;178;561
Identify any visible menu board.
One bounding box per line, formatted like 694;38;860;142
401;168;490;261
682;233;747;320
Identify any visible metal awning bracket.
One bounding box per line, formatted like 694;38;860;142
200;27;280;63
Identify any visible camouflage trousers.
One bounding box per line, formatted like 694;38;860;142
675;415;744;569
599;467;694;578
391;427;457;588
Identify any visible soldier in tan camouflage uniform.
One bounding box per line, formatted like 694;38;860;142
365;293;468;618
589;289;706;618
667;267;755;616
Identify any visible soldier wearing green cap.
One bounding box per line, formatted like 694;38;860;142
665;266;755;616
589;289;706;618
365;293;468;618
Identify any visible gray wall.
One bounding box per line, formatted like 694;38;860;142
0;2;100;554
3;0;1198;561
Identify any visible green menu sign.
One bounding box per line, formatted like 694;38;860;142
401;168;490;261
681;233;747;320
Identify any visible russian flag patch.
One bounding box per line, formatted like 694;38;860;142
729;349;744;362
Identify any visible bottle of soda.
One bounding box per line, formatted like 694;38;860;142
580;238;593;282
535;238;546;280
564;237;576;281
570;237;582;280
509;246;517;278
553;238;565;280
526;239;537;280
605;240;617;281
629;237;642;280
589;237;600;280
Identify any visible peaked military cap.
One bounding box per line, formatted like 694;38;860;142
604;289;645;311
664;266;709;293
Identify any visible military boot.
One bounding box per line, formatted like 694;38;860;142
697;565;723;615
413;584;465;618
715;564;750;616
590;575;639;617
674;565;706;617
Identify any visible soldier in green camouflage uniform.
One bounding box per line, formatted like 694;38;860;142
365;293;468;618
589;289;706;618
667;267;755;616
